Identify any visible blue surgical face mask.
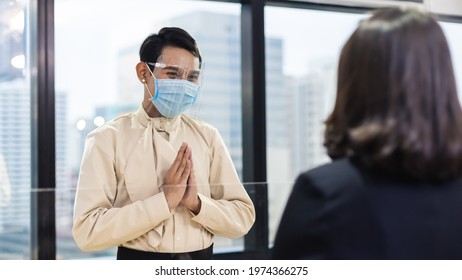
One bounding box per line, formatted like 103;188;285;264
145;66;201;118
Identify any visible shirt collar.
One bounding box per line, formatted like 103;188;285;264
134;104;181;133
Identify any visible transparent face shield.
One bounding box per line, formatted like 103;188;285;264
146;55;204;119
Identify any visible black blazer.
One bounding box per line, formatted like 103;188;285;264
272;158;462;259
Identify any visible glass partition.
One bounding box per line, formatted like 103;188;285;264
55;0;242;259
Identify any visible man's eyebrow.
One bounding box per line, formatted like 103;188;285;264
163;65;181;70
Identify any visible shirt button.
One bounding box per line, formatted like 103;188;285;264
176;237;180;241
166;121;171;126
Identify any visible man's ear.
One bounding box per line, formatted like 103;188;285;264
135;62;148;83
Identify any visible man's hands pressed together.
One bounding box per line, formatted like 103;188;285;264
163;142;201;214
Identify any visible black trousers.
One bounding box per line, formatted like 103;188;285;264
117;244;213;260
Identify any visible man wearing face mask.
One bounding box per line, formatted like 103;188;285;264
72;27;256;260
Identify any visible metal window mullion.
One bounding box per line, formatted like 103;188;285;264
241;0;269;259
30;0;56;260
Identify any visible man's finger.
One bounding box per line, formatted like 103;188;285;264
181;159;192;183
170;142;188;173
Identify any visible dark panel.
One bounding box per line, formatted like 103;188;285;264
241;0;269;259
30;0;56;260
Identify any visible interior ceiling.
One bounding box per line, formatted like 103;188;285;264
297;0;462;17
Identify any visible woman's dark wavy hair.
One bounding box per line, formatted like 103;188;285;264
324;6;462;182
139;27;202;70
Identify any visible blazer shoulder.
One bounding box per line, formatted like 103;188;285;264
304;157;359;177
297;158;364;198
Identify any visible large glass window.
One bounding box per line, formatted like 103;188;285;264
55;0;242;259
0;0;31;259
2;0;461;260
264;7;462;248
264;7;368;245
441;21;462;96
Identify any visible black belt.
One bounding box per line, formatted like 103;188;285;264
117;244;213;260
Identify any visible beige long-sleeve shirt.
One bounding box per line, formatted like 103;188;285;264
72;105;255;253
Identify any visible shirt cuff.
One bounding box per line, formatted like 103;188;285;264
191;193;214;223
143;192;171;226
